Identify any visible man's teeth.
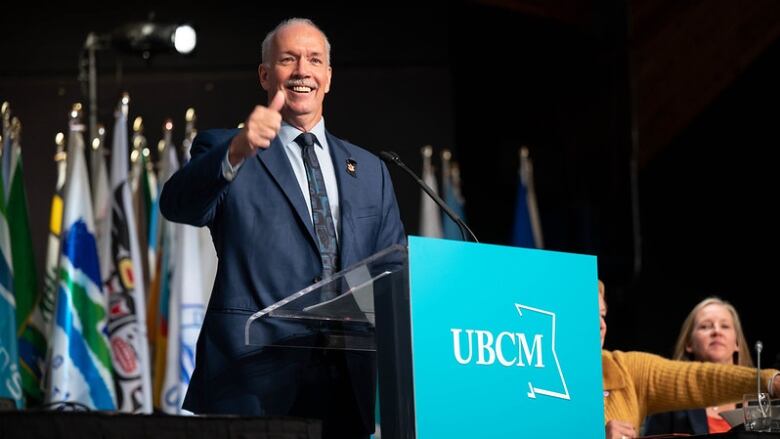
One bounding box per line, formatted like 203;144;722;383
292;86;312;92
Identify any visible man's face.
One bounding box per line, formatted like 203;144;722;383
259;22;332;129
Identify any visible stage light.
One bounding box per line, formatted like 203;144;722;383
111;22;197;58
80;18;196;151
173;25;197;54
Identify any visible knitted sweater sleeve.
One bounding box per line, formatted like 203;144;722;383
619;351;778;416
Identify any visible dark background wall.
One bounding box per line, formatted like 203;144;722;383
1;2;779;366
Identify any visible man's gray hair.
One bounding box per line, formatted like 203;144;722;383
261;18;331;66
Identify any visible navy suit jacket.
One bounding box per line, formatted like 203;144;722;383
644;408;708;436
160;128;406;418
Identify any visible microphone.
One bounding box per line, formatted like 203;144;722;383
755;341;770;418
379;150;478;242
756;341;763;397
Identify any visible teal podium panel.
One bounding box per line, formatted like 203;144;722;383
408;236;603;438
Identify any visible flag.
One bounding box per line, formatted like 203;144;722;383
145;123;170;277
149;125;174;409
45;111;116;409
6;116;47;406
93;125;112;292
1;121;23;407
161;222;201;414
41;133;68;363
130;117;151;291
419;145;443;238
142;150;159;287
152;189;175;409
184;111;216;409
102;96;152;413
511;146;544;248
1;103;13;195
441;149;466;241
160;112;216;414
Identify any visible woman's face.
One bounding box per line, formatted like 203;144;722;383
599;293;607;348
686;303;739;365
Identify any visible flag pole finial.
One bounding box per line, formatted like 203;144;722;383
54;133;67;162
133;116;144;134
161;119;174;155
120;92;130;116
11;117;21;138
70;103;84;125
131;117;146;163
3;102;12;138
91;124;106;151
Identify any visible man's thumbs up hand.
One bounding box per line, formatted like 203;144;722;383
228;90;286;166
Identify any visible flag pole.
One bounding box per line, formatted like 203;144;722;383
519;146;544;249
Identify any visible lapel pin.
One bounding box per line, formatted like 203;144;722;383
346;158;357;177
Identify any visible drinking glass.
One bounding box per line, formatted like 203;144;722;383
743;392;772;432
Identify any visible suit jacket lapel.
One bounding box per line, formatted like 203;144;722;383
256;137;318;247
326;132;360;269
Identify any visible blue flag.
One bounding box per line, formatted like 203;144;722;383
1;164;23;407
441;149;466;240
511;147;543;248
419;145;443;238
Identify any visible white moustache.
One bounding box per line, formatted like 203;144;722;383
285;79;317;89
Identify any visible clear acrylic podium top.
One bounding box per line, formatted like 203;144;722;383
244;245;408;351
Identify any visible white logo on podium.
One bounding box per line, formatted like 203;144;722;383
515;303;570;401
449;303;570;401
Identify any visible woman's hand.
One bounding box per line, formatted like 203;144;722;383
605;420;636;439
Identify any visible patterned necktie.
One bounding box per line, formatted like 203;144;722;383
295;132;340;297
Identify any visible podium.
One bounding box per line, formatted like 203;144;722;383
245;237;603;439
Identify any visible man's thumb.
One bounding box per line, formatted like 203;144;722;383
269;90;285;111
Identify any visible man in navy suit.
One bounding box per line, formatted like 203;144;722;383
160;17;405;439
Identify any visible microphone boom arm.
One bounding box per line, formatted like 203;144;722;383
380;151;478;243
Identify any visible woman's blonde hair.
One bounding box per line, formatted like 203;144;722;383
672;297;753;367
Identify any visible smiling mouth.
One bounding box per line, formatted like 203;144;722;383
287;85;314;93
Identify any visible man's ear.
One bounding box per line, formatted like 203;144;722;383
259;64;269;91
323;66;332;94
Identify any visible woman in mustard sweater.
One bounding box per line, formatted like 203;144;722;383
643;297;754;435
599;283;780;439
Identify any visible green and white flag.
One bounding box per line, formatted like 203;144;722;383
45;117;116;409
6;120;47;406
